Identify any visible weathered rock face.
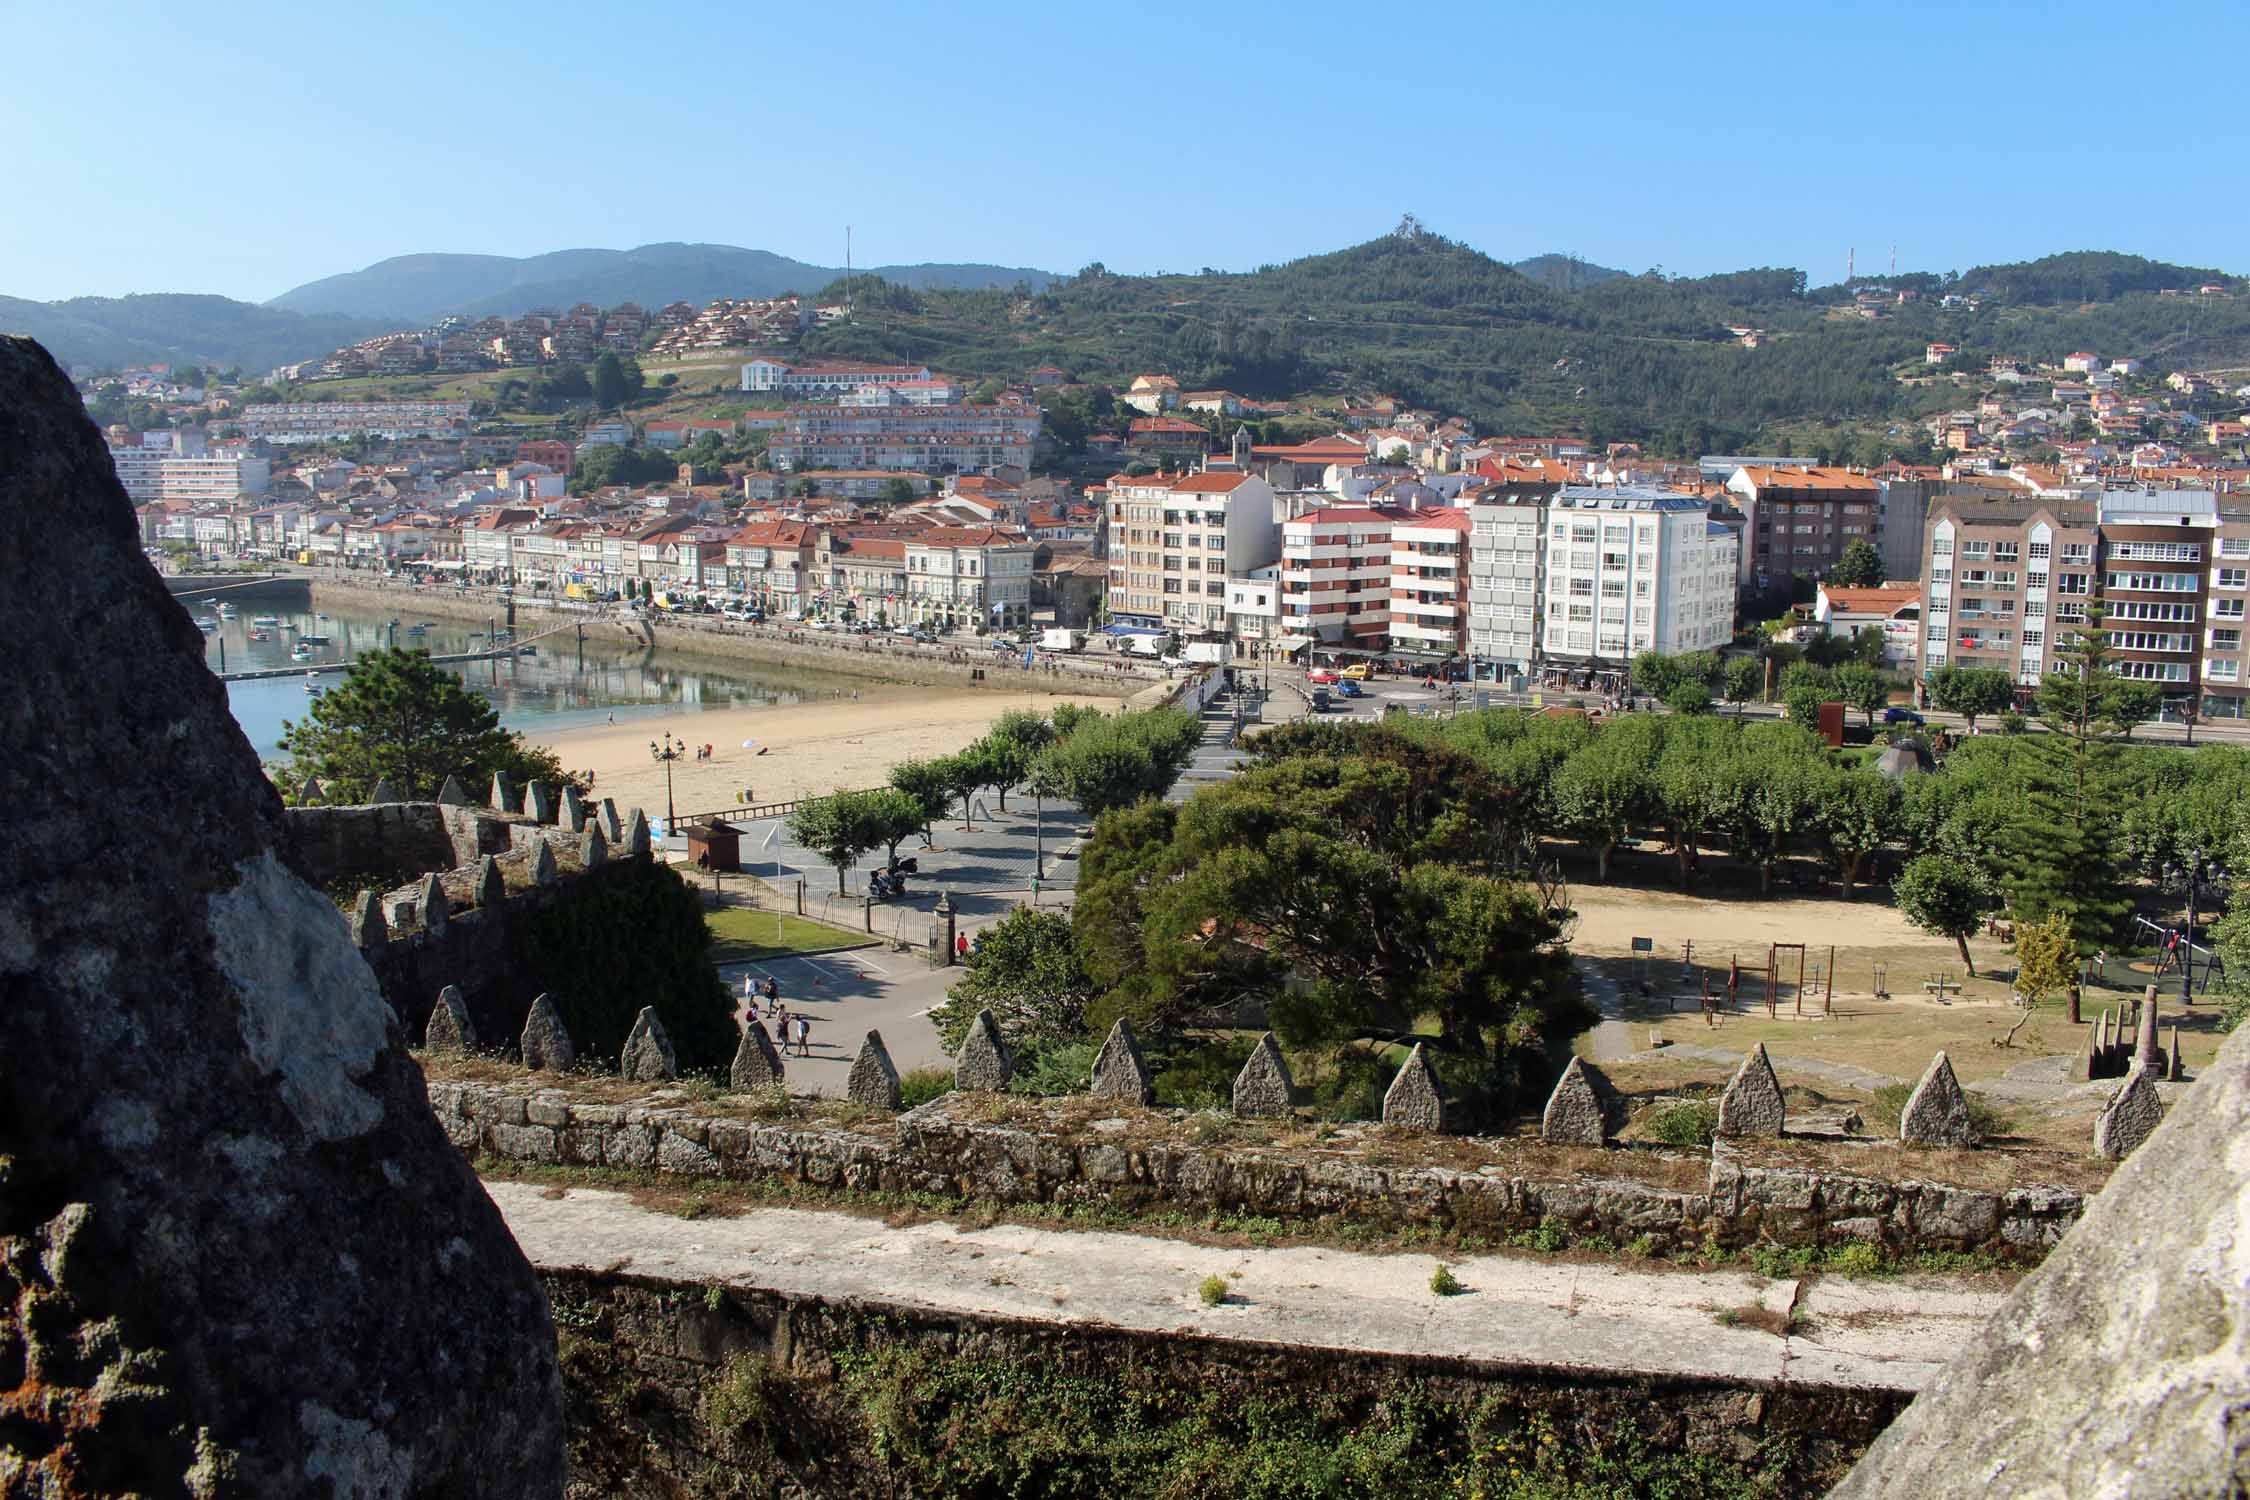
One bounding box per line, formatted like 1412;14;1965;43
1829;1016;2250;1499
0;336;564;1494
848;1030;902;1109
1898;1051;1976;1148
1541;1056;1618;1146
1381;1043;1447;1132
731;1019;785;1092
1232;1032;1295;1118
1088;1018;1155;1106
425;983;476;1055
2092;1067;2163;1160
521;993;575;1073
620;1007;678;1082
954;1009;1012;1091
1716;1042;1786;1137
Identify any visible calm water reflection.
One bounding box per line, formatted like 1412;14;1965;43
201;601;849;759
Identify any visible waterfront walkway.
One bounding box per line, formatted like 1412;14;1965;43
488;1179;2002;1394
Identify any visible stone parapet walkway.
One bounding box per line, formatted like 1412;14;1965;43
488;1179;2003;1395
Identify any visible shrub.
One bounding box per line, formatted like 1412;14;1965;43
1197;1275;1228;1307
699;1355;788;1440
1010;1039;1099;1096
1645;1099;1718;1146
1429;1264;1463;1296
1825;1241;1888;1277
1866;1082;2013;1138
518;860;736;1074
898;1067;954;1109
2218;990;2250;1035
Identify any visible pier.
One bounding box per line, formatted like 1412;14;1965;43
213;619;580;682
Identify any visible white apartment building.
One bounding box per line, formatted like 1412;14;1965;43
739;359;933;396
1101;471;1279;635
109;430;270;505
1224;565;1282;655
903;527;1035;631
1539;487;1737;664
1466;494;1548;674
1275;507;1396;648
240;401;472;443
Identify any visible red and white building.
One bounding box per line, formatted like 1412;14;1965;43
1272;506;1397;648
1389;508;1473;657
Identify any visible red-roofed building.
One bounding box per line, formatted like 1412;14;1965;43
1126;415;1212;461
1102;470;1280;633
1814;582;1921;667
1724;464;1881;586
1389;507;1473;656
1266;506;1401;651
725;519;817;610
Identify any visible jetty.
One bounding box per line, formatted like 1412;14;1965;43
214;619;580;682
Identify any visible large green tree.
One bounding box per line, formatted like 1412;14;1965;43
1828;539;1884;588
1894;853;1993;974
275;647;569;804
1928;664;2016;732
930;906;1094;1052
787;789;894;893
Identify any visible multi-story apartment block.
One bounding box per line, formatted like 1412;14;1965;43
240;401;472;444
903;527;1035;631
738;359;932;397
1100;471;1279;636
1389;509;1473;658
108;430;271;505
1724;464;1881;587
769;403;1038;475
1540;488;1738;665
1275;507;1397;649
1921;489;2250;718
1465;492;1550;675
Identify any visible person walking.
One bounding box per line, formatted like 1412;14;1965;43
792;1013;811;1058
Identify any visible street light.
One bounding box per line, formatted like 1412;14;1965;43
2171;847;2221;1005
649;731;685;837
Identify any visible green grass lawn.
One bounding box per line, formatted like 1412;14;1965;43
706;907;873;963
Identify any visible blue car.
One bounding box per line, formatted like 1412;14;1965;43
1884;706;1926;725
1336;679;1366;698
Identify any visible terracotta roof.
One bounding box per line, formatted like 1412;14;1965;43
1287;506;1396;526
1733;465;1879;492
1167;471;1251;494
911;526;1031;547
1820;584;1920;614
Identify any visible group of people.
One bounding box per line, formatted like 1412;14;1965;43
692;742;717;761
743;973;814;1057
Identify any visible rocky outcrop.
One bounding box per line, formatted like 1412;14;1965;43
0;335;564;1495
1829;1017;2250;1497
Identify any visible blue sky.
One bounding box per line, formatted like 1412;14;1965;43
4;0;2241;303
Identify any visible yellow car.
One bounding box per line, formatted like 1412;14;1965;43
1339;662;1373;681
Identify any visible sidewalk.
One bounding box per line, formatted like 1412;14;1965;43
489;1180;2001;1394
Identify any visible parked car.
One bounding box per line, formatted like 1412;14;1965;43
1336;679;1366;698
1339;662;1373;681
1307;668;1340;686
1884;707;1927;725
1311;688;1333;712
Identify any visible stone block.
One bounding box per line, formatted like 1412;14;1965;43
520;994;574;1073
416;871;448;937
580;825;607;869
425;984;475;1055
523;780;553;825
2134;990;2163;1075
297;776;327;807
475;854;506;911
489;770;518;813
1232;1032;1295;1118
1899;1050;1977;1147
2093;1067;2162;1160
600;798;623;841
1089;1018;1155;1105
730;1019;784;1092
620;1007;677;1082
1541;1055;1619;1145
955;1008;1013;1091
530;839;559;886
369;776;401;804
848;1029;902;1109
1716;1041;1786;1137
1383;1042;1448;1132
624;808;652;859
350;888;388;949
438;774;470;806
561;784;586;831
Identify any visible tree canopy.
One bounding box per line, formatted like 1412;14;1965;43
274;647;569;804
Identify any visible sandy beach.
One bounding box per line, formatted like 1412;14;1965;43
533;683;1112;822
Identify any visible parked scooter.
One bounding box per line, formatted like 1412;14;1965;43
867;868;909;901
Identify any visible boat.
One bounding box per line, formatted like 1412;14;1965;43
290;645;316;661
252;615;280;627
315;612;331;621
406;622;429;635
297;634;331;645
517;645;538;657
279;621;299;632
195;617;217;632
216;604;238;619
249;630;272;642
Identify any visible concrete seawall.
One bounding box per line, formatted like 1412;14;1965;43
303;574;1152;697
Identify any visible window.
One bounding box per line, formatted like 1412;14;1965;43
2022;630;2044;648
2209;660;2241;682
2025;600;2046;618
2056;572;2089;594
2222;537;2250;559
1932;536;1954;557
1600;579;1625;599
1932;566;1953;584
2222;569;2250;590
1567;577;1593;597
2115;659;2189;682
2062;543;2092;563
1993;572;2018;588
2027;571;2048;590
2029;541;2051;560
1993;543;2020;562
2108;541;2202;562
2218;598;2247;620
2213;629;2242;652
2108;571;2200;592
1961;541;1990;560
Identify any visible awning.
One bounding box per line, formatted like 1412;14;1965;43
1274;635;1314;651
1101;623;1169;637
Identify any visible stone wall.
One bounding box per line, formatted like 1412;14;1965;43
431;1083;2087;1259
286;799;503;889
546;1267;1907;1499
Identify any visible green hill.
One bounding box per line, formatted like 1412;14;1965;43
0;294;390;375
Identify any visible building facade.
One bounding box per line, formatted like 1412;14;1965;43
903;527;1035;631
769;403;1039;475
239;401;472;443
1389;508;1473;657
1539;488;1738;665
1276;507;1396;648
1465;492;1548;674
1724;464;1881;587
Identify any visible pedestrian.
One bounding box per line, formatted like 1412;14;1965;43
956;931;970;962
795;1014;811;1057
763;974;779;1006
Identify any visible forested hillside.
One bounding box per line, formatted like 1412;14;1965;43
790;228;2249;456
0;293;390;374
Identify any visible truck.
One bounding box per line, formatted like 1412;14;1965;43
1123;632;1171;658
1040;627;1083;653
1182;641;1229;666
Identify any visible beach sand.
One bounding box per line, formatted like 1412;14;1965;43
532;683;1110;822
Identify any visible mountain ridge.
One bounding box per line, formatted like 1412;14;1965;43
267;241;1058;323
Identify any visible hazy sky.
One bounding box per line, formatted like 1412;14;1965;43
4;0;2241;303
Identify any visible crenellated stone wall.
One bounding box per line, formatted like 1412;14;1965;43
429;1082;2088;1259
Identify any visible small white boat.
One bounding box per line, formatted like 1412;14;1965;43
298;634;332;645
279;621;299;632
217;604;238;619
252;615;280;627
195;617;218;632
290;645;316;661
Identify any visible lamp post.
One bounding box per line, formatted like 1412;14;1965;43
2176;847;2219;1005
649;731;685;838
